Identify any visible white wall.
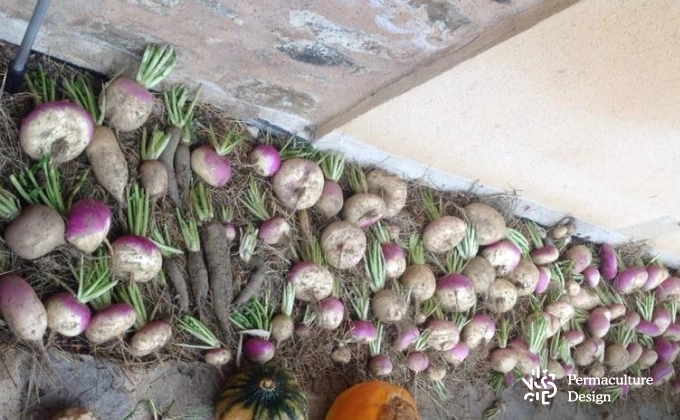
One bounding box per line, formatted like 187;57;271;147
318;0;680;263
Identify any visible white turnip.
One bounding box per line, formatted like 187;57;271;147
366;169;408;218
563;245;592;274
461;256;496;296
531;245;560;265
343;166;386;228
461;314;495;349
321;221;367;269
104;44;177;131
443;342;470;366
420;187;466;253
487;278;518;313
84;303;137;344
128;320;172;357
505;257;539;297
287;261;334;302
463;202;506;246
272;158;325;210
399;235;435;302
316;296;345;330
371;288;407;323
315;151;345;218
4;204;65;260
425;319;459;351
111;236;163;283
0;274;47;341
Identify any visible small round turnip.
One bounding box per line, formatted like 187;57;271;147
45;292;91;337
314;180;344;218
489;347;518;373
365;169;408;218
331;344;352;364
287;261;334;302
342;192;386;229
505;258;539;297
426;319;460;351
368;354;393;377
84;303;137;344
271;313;295;343
487;278;518;313
205;347;232;366
321;221;367;269
249;144;281;177
139;160;168;198
111;235;163;282
563;245;592;274
461;256;496;296
243;337;276;363
435;274;476;313
191;145;232;187
400;264;436;303
371;288;407;323
480;240;521;276
0;274;47;342
128;320;172;357
65;199;112;254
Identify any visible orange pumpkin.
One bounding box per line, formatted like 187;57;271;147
325;380;420;420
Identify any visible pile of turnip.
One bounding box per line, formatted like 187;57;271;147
3;43;680;412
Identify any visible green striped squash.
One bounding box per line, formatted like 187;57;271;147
215;363;308;420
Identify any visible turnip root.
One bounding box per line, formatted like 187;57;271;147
249;144;281;177
128;320;172;357
461;256;496;296
599;243;618;281
544;301;575;326
343;166;387;228
65;199;112;254
394;325;420;351
331;344;352;364
104;44;177;131
531;245;560;265
85;126;129;203
139;128;171;198
573;337;600;366
19;100;94;163
243;338;276;364
463;202;506;246
582;266;601;288
443;342;470;366
426;319;460;351
371;288;407;323
287;261;334;302
316;297;345;330
487;278;518;313
505;257;539;297
656;277;680;302
315;152;346;218
366;169;407;218
547;359;566;380
111;236;163;283
489;348;518;373
563;330;585;347
321;221;367;269
0;274;47;341
565;279;581;296
407;351;429;373
534;266;551;294
418;187;467;253
638;349;658;369
563;245;592;274
587;307;611;338
205;348;232;366
84;303;137;344
271;282;295;344
45;292;91;337
605;344;631;372
566;287;601;310
436;274;476;313
614;267;648;295
399;235;435;302
642;264;670;292
627;342;643;366
241;177;291;245
272;158;325;210
461;314;495;349
650;362;674;385
4;204;65;260
480;241;521;276
368;355;393;377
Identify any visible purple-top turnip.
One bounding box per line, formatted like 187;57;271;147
241;177;291;245
191;127;242;187
249;144;281;177
480;240;521;276
371;222;406;280
104;44;177;131
599;243;618;281
65;199;112;254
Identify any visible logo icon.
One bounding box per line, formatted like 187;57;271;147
522;368;557;405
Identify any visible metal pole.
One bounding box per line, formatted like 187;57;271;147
4;0;52;94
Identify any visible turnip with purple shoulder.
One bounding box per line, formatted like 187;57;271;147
367;323;392;377
434;245;477;313
420;186;466;253
406;333;431;374
241;176;291;245
46;255;119;337
371;222;406;280
104;44;177;132
314;151;346;218
341;165;386;228
111;184;162;283
191;124;243;188
249;143;281;177
229;295;276;364
64;199;113;254
347;284;378;344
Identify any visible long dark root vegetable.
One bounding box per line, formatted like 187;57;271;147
164;85;200;209
151;223;190;313
201;219;234;338
177;209;209;320
233;256;267;307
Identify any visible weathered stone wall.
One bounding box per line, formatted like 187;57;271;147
0;0;575;138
